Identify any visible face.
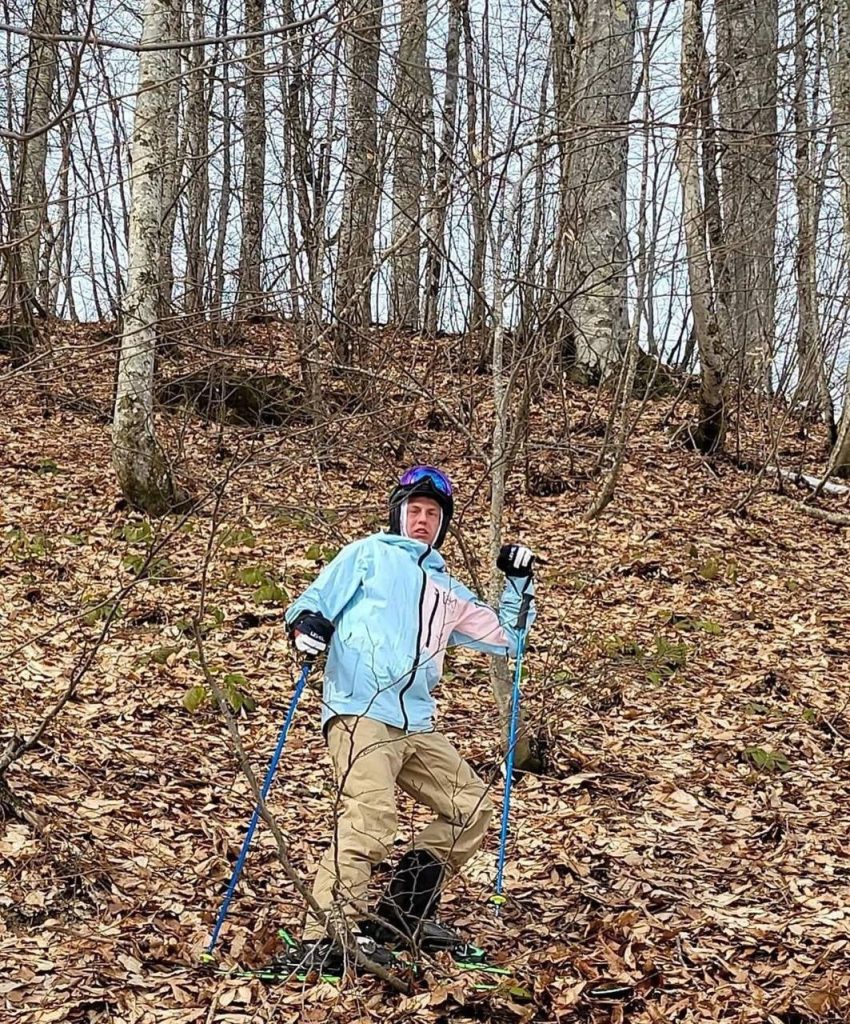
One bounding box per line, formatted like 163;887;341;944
405;497;442;545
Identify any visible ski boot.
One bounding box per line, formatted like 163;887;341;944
365;849;486;964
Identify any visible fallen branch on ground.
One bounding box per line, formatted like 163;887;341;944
767;465;850;498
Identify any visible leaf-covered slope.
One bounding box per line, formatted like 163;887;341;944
1;324;849;1022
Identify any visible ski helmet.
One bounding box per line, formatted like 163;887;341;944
389;465;454;548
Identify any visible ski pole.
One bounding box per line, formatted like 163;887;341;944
205;662;311;956
490;591;533;915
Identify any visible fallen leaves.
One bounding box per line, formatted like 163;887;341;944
2;324;850;1022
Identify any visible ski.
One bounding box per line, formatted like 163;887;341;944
201;929;514;988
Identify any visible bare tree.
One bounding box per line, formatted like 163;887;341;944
9;0;62;327
715;0;778;388
823;0;850;476
677;0;726;453
281;1;327;413
184;0;209;315
486;160;542;772
422;0;460;338
237;0;267;315
210;2;234;316
562;0;636;381
547;0;572;356
333;0;384;362
158;4;182;318
792;0;834;437
390;0;428;330
112;0;178;514
461;0;487;345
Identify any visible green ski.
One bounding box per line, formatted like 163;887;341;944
201;929;515;989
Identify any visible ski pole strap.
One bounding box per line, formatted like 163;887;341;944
206;662;311;955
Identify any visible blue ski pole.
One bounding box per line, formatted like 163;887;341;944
490;592;533;914
204;662;311;957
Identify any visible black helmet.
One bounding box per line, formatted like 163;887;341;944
388;466;454;548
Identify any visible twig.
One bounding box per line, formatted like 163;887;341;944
192;488;410;993
203;993;218;1024
448;523;485;599
193;630;409;992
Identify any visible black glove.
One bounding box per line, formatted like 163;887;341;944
497;543;535;578
290;610;335;659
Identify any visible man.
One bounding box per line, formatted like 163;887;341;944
285;465;536;970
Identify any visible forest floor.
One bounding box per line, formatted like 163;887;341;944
1;322;849;1024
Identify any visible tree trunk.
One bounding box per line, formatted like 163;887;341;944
333;0;383;362
678;0;726;453
46;117;72;315
281;0;325;415
564;0;636;381
824;0;850;475
184;0;209;315
158;5;182;319
485;170;539;773
792;0;834;437
516;67;550;369
694;5;733;359
211;0;233;315
422;0;460;337
715;0;778;388
390;0;427;329
460;0;487;346
487;316;539;772
112;0;177;515
237;0;267;316
12;0;62;320
546;0;573;368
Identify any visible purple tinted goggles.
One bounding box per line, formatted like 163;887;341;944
399;465;453;496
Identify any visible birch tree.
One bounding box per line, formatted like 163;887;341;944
563;0;636;382
112;0;177;514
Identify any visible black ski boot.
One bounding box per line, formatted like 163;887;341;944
370;849;468;955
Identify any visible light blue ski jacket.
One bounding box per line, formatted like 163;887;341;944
285;533;535;733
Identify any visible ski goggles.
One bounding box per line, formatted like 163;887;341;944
399;465;453;496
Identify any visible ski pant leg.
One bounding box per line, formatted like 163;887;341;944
304;715;405;941
397;731;493;874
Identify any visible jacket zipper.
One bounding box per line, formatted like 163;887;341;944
399;549;429;731
424;588;439;648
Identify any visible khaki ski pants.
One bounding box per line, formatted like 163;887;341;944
303;715;493;941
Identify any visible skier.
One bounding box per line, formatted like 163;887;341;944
284;465;536;971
